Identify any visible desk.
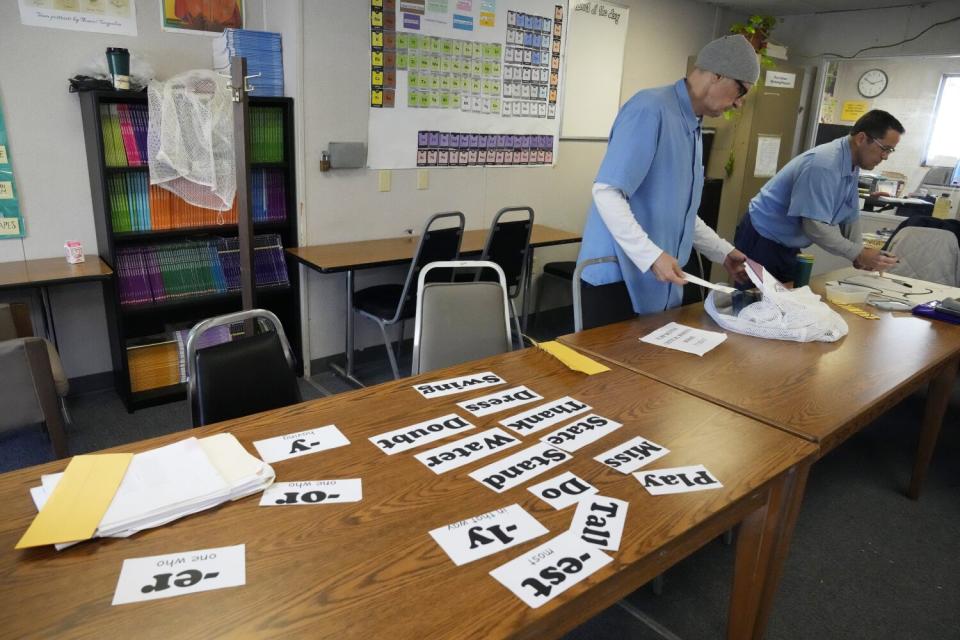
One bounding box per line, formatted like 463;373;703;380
288;224;581;385
557;277;960;499
0;347;814;639
0;256;113;349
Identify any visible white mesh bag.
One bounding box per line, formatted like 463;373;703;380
704;261;848;343
147;70;235;211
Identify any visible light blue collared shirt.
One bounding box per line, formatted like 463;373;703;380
748;136;860;248
578;79;703;314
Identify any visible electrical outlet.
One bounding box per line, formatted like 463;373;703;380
417;169;429;190
378;170;391;192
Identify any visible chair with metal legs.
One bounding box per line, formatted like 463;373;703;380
571;257;636;332
473;206;533;346
353;212;465;380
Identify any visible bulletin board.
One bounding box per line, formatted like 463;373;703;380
560;1;629;140
0;97;24;239
368;0;570;169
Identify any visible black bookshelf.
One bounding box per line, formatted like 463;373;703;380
79;90;301;412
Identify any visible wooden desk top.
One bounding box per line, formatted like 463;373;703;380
0;348;813;639
558;280;960;454
0;256;113;290
287;224;580;273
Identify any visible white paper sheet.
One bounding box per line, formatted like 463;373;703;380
640;322;727;357
568;495;628;551
539;414;623;453
429;504;549;566
259;480;362;506
634;465;723;495
252;426;350;464
681;272;736;294
369;413;476;455
594;436;670;474
489;532;612;608
112;544;245;605
414;428;522;474
411;371;506;398
469;442;571;493
498;396;591;436
456;385;544;417
527;471;598;509
754;135;781;178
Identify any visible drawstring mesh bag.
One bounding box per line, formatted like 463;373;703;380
705;260;848;343
148;70;235;212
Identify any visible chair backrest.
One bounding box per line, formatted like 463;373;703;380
0;304;17;341
572;257;636;332
186;309;301;427
886;227;960;287
412;260;512;375
393;211;465;321
481;206;534;296
0;337;67;458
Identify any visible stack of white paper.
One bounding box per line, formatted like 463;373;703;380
29;434;274;546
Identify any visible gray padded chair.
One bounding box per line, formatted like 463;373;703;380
0;336;68;458
412;260;512;376
1;303;70;421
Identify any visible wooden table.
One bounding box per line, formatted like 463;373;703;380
0;256;113;349
0;347;814;639
557;278;960;499
288;224;581;385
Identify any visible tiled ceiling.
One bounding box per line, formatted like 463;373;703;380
691;0;927;16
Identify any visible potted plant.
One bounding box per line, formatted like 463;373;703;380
729;15;779;71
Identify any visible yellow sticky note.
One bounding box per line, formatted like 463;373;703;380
841;100;869;122
16;453;132;549
538;341;610;375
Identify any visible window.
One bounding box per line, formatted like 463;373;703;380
924;74;960;166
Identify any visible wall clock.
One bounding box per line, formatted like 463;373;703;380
858;69;888;98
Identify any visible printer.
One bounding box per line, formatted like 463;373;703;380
918;163;960;219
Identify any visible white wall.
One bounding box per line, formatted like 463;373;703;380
0;0;722;379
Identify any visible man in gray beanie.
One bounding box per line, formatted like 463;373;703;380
578;35;759;315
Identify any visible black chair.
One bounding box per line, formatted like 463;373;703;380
353;211;465;379
533;260;576;330
186;309;301;427
572;257;635;332
475;206;533;343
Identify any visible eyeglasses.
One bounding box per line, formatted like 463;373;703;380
867;135;896;155
733;78;749;98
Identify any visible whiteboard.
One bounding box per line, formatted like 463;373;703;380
560;1;629;139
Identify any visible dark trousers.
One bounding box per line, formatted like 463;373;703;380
734;214;800;285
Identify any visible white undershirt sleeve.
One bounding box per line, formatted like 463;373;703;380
693;217;735;264
592;182;662;272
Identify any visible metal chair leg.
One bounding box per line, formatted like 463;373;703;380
375;319;401;380
59;396;72;426
509;299;522;349
533;274;550;331
397;320;406;359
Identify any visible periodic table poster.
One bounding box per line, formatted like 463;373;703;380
368;0;570;169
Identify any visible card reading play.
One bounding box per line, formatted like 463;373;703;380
252;426;349;463
112;544;246;605
634;465;723;495
429;504;548;566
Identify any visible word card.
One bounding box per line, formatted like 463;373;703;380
489;532;612;608
112;544;245;605
252;426;350;463
415;427;521;474
369;413;475;455
527;471;597;510
259;480;362;506
412;371;506;398
469;442;571;493
568;495;628;551
594;436;670;474
457;385;543;417
429;504;548;566
634;465;723;495
539;414;623;453
498;396;591;436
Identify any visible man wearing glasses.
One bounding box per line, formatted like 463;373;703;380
734;110;904;283
578;35;758;315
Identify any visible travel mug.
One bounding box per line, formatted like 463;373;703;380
794;253;815;288
106;47;130;90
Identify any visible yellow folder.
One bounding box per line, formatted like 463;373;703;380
16;453;133;549
537;340;610;375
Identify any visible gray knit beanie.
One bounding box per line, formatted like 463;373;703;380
695;35;760;84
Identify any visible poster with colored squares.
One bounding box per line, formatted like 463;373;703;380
0;97;24;239
368;0;568;169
